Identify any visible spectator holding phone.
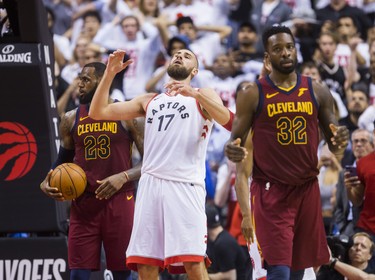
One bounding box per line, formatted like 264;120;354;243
335;128;374;236
345;122;375;272
345;166;357;177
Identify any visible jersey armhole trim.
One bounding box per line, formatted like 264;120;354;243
145;93;159;113
196;89;208;120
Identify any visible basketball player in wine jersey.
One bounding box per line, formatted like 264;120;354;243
225;25;349;280
40;62;145;280
89;49;233;279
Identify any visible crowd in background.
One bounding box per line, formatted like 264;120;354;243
10;0;375;278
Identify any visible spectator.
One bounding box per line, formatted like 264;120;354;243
76;10;102;42
283;7;321;64
214;159;237;229
300;61;348;120
340;83;370;133
316;0;372;42
207;53;255;109
314;31;348;104
334;129;374;237
226;0;252;49
60;34;91;85
145;35;212;93
206;203;251;280
335;14;368;69
84;43;106;64
318;143;342;235
359;54;375;106
43;0;73;36
346;120;375;241
93;14;166;100
78;10;102;41
207;59;254;190
358;103;375;133
349;232;375;274
207;122;231;189
229;21;264;76
46;6;71;69
162;0;222;27
250;0;292;53
339;82;370;166
175;15;232;68
138;0;159;20
317;232;375;279
132;0;165;40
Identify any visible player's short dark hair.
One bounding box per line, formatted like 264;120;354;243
262;25;295;50
337;13;359;31
351;81;369;100
176;16;194;29
206;204;221;229
300;61;318;72
239;21;256;33
84;62;106;78
167;35;190;56
82;10;102;24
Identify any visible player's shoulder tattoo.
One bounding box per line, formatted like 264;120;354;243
60;109;76;134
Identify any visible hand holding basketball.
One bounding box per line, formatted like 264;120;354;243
48;163;87;200
40;169;65;201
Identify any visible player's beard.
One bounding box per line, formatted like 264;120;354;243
79;87;96;104
167;64;192;81
271;59;297;75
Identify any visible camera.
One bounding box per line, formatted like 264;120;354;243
316;235;352;280
327;234;352;262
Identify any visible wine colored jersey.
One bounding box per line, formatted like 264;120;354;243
252;74;320;186
142;92;213;186
72;104;134;193
356;152;375;234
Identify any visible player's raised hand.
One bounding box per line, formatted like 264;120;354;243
329;124;349;150
225;138;248;163
107;49;133;75
164;81;197;97
259;56;271;79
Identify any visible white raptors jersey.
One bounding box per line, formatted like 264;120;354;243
142;92;213;186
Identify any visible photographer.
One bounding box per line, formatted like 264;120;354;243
330;259;375;280
317;232;375;279
349;232;375;273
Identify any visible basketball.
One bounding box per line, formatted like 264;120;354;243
49;163;87;200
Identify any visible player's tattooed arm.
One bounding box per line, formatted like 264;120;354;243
128;117;145;158
39;110;77;201
120;117;145;182
59;109;76;150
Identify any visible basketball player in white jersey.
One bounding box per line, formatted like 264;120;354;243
89;49;233;279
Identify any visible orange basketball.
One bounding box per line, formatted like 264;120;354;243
49;163;87;200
